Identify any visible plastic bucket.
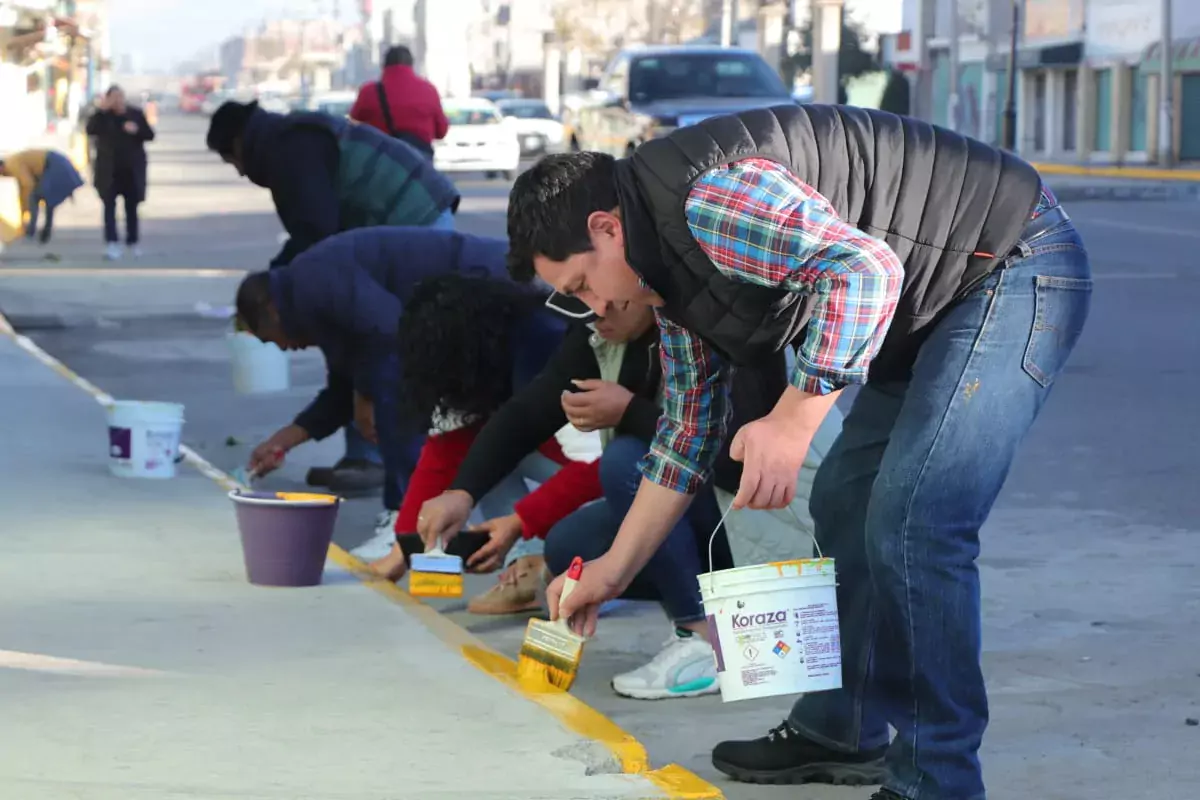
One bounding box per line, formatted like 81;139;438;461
698;558;843;703
229;490;341;587
227;332;290;394
105;400;185;479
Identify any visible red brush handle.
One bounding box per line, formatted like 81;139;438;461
566;556;583;581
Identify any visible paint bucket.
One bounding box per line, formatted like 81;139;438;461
698;557;843;703
227;332;290;394
105;400;185;479
229;490;341;587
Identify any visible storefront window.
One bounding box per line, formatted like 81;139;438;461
1062;69;1078;151
1129;71;1148;152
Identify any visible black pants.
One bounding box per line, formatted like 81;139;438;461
103;193;139;245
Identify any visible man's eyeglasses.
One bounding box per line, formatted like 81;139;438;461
544;290;597;323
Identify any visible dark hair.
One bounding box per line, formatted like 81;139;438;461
505;151;619;282
206;100;259;155
397;274;541;427
384;45;414;67
235;271;273;333
106;85;122;96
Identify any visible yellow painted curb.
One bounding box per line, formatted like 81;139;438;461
1033;162;1200;181
0;308;725;800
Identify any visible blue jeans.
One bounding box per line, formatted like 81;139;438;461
788;213;1092;800
544;436;729;624
474;451;561;567
343;424;383;466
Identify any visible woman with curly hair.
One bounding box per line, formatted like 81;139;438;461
369;273;572;580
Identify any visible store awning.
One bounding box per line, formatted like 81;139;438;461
1142;37;1200;72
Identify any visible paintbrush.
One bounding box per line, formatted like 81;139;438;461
408;538;465;599
516;556;587;691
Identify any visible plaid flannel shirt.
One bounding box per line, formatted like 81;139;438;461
639;158;905;494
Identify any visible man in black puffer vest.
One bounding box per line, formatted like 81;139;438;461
506;104;1093;800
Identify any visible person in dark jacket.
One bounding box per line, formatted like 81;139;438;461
233;227;520;544
417;300;797;699
0;148;84;244
207;99;462;493
86;86;154;261
506;106;1093;800
205;99;460;269
350;45;448;158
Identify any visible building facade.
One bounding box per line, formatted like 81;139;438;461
890;0;1200;164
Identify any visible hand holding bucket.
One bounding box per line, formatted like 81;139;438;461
698;503;843;703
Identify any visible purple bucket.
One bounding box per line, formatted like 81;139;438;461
229;490;342;587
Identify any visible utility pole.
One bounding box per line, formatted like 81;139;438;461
721;0;740;48
1159;0;1173;165
947;0;960;131
1001;0;1018;151
811;0;842;104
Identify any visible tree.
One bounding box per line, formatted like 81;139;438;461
878;68;912;116
781;17;878;93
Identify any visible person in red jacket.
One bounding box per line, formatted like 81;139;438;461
350;45;449;159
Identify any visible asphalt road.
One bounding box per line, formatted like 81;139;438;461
2;112;1198;800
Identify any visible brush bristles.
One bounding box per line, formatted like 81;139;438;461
516;648;579;691
409;570;464;598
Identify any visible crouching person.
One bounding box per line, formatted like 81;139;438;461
235;227;515;544
0;149;84;244
365;273;569;578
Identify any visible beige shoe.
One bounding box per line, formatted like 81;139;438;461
468;555;545;615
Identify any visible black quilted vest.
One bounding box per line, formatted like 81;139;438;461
613;104;1043;381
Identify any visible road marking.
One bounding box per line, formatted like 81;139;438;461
1094;272;1183;281
0;308;724;800
0;268;245;278
1074;218;1200;239
0;649;166;678
1034;161;1200;181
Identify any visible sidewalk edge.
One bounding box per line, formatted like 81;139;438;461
1032;162;1200;181
0;310;725;800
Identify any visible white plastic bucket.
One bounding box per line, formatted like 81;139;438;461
228;332;290;394
698;558;843;703
105;401;185;479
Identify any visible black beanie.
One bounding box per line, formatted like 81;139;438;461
206;100;259;155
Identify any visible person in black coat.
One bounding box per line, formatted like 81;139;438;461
86;85;154;261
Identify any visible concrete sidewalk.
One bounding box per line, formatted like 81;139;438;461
0;334;692;800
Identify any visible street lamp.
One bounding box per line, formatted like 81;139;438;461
1001;0;1018;151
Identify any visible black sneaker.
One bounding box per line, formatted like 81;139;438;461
870;791;905;800
711;720;887;785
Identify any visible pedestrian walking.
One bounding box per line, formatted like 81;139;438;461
0;148;84;245
506;104;1093;800
349;45;448;159
86;85;155;261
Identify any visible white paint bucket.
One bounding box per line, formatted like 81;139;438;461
698;558;843;702
227;332;290;394
105;401;185;479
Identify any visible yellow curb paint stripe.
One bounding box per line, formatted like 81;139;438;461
1033;162;1200;181
0;309;725;800
0;649;167;678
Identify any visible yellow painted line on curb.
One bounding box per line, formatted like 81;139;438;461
1033;162;1200;181
0;308;725;800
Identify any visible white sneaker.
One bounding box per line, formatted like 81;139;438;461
611;629;720;700
104;243;122;261
349;510;398;561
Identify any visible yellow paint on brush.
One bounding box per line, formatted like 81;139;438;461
408;571;464;598
0;308;725;800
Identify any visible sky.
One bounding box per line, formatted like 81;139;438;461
108;0;329;72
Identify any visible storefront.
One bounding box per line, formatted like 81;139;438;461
1009;0;1085;160
1141;38;1200;163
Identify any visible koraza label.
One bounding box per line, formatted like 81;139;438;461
716;588;843;691
727;601;795;689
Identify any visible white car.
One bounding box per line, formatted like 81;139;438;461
434;98;520;180
308;90;358;118
495;98;566;157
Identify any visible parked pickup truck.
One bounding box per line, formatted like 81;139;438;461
570;45;798;157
